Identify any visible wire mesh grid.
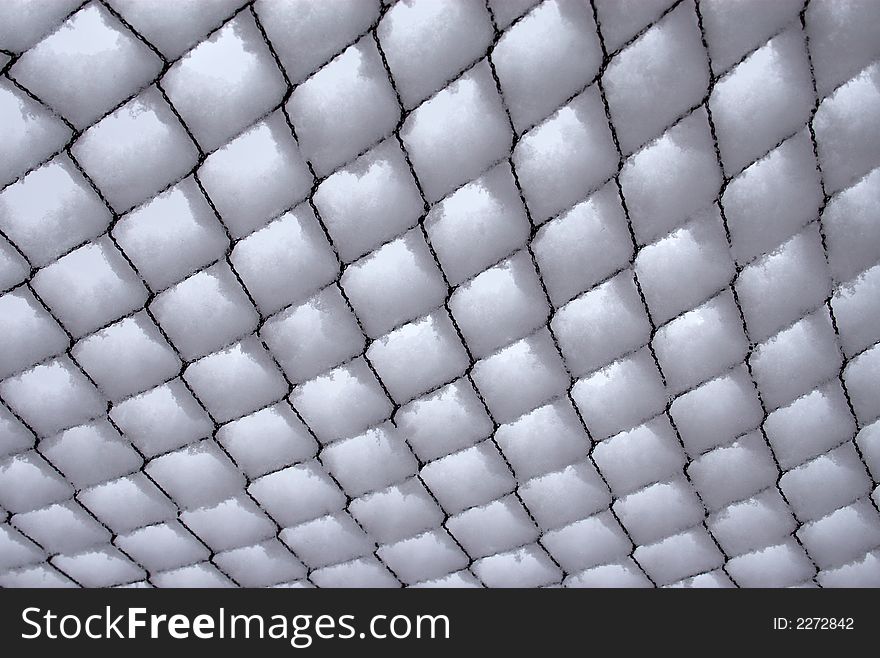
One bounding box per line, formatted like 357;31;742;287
1;0;879;587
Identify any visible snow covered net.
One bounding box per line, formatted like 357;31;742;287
1;0;880;588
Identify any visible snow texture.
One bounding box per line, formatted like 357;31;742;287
0;0;878;589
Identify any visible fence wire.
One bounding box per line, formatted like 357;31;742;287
1;0;879;588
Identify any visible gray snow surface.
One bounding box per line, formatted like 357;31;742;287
1;0;880;588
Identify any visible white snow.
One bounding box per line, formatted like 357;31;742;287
31;237;147;339
593;0;675;54
710;27;814;176
108;0;247;60
822;166;880;284
487;0;539;30
543;512;631;573
320;422;418;497
722;131;822;264
420;441;515;513
249;460;344;528
349;478;443;544
449;250;549;358
287;37;399;176
798;498;880;569
494;400;589;480
532;183;632;306
813;62;880;194
161;12;286;153
403;60;512;203
805;0;880;98
78;474;176;534
341;229;447;338
281;512;373;569
378;0;494;109
737;226;832;343
314;138;424;263
652;291;749;394
446;495;538;558
229;204;337;315
591;417;685;496
71;86;200;212
0;286;69;380
470;329;569;424
180;494;274;552
0;0;80;54
635;207;734;325
619;109;721;246
2;0;878;589
109;379;213;457
183;336;288;423
750;308;842;410
112;176;229;291
394;378;493;462
552;270;651;377
40;419;142;489
10;3;162;129
152;563;235;588
688;432;778;510
0;403;33;460
410;569;481;589
0;79;70;187
780;443;871;521
473;544;561;587
818;549;880;588
0;154;111;267
669;365;764;456
310;557;399;588
633;527;723;586
261;285;364;384
571;349;668;440
214;540;306;587
566;559;653;588
603;1;709;156
290;357;393;444
72;311;180;402
844;344;880;425
378;530;468;585
116;521;209;573
708;490;796;558
519;461;610;529
197;110;312;239
513;85;617;224
493;0;602;133
0;524;44;572
254;0;380;85
52;546;144;588
0;357;105;438
856;421;880;480
700;0;802;76
425;162;530;286
833;264;880;358
0;564;77;588
150;261;259;361
366;311;470;403
0;236;29;292
614;477;704;545
217;403;317;479
0;451;73;514
145;439;244;510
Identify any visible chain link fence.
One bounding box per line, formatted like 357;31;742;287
1;0;879;587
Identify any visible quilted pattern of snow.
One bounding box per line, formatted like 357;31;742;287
1;0;879;588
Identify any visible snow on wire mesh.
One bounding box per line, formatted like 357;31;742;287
1;0;879;588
